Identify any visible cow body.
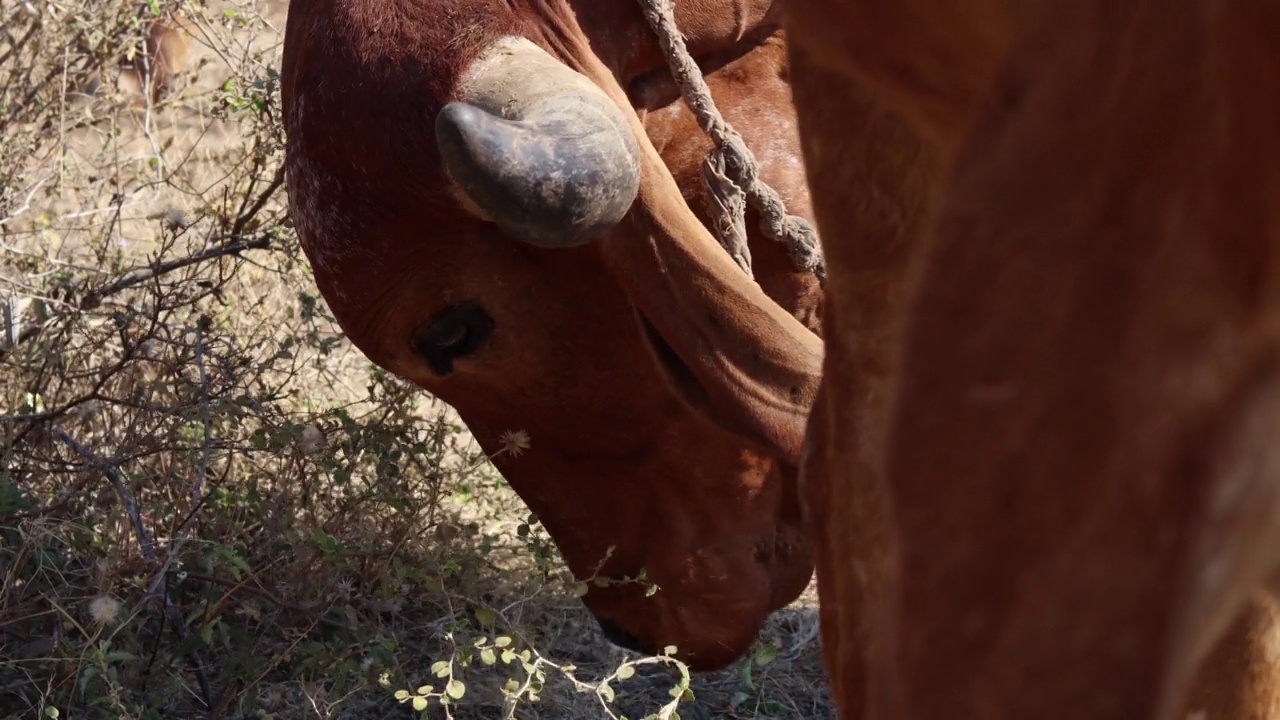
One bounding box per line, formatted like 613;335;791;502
784;0;1280;717
282;0;824;670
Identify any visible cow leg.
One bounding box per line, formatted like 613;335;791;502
784;43;942;718
784;0;1036;153
1180;593;1280;720
873;0;1280;716
785;0;1280;716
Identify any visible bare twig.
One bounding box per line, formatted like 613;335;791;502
53;428;157;562
230;157;285;238
0;174;51;227
0;231;273;357
179;571;321;616
52;427;215;708
81;234;273;310
145;332;214;599
191;334;212;510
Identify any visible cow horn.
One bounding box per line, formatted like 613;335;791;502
436;36;641;248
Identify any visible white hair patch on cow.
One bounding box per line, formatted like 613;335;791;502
284;90;381;302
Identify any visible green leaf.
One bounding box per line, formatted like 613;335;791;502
598;682;615;704
446;679;466;700
412;696;428;711
394;690;410;701
616;665;635;680
474;606;496;628
219;547;252;580
501;649;517;664
480;648;496;665
754;644;780;667
495;635;512;648
415;685;433;695
431;660;450;678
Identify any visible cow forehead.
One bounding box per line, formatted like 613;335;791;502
281;3;524;273
282;82;454;291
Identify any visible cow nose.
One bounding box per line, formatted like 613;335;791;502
597;617;652;655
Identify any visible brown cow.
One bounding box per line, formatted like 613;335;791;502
281;1;824;670
784;0;1280;717
118;10;194;104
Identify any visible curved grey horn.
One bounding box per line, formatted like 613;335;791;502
436;37;641;248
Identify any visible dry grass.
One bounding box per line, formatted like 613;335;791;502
0;1;831;718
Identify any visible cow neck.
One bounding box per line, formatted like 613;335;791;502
536;6;825;463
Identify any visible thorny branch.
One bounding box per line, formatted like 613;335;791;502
53;430;156;561
0;232;274;359
0;174;51;227
81;234;274;310
142;334;213;600
230;158;286;238
53;427;216;708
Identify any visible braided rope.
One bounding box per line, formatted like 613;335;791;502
637;0;826;283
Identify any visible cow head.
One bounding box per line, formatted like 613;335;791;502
281;0;822;670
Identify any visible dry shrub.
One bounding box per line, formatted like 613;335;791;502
0;1;829;718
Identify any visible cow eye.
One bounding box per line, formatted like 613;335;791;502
412;301;493;376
